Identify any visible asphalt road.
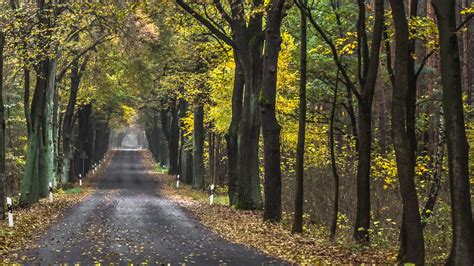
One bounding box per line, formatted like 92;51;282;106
19;150;280;265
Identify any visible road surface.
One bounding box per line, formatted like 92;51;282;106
20;150;280;265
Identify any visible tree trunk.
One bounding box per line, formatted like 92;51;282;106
389;0;425;263
0;31;5;219
226;53;244;205
352;0;384;243
192;103;205;189
234;7;264;210
76;104;93;179
39;59;57;192
20;61;49;205
60;62;81;184
237;30;263;209
421;113;445;227
432;1;474;263
329;73;340;240
292;0;306;232
260;0;286;222
169;101;179;175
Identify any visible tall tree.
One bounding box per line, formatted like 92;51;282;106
351;0;384;242
192;99;205;189
260;0;286;222
389;0;425;263
226;54;244;205
0;30;6;219
292;0;307;233
176;0;263;209
329;71;340;240
432;0;474;264
60;55;89;184
298;0;385;242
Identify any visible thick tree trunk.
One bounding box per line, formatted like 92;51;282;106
432;1;474;263
237;61;263;209
232;4;265;210
260;0;286;222
60;64;81;184
176;0;264;210
192;103;205;189
236;34;264;210
292;0;306;233
21;61;49;204
39;59;57;192
226;54;244;205
389;0;425;263
21;0;58;202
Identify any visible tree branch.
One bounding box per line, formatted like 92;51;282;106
57;36;115;82
213;0;233;26
296;0;362;102
456;13;474;32
176;0;234;47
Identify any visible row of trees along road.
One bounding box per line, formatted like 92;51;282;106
0;1;137;207
0;0;473;264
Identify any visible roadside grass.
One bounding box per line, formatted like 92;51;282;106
162;176;229;206
63;187;84;194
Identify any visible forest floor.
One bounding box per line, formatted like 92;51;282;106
0;151;113;262
146;154;398;264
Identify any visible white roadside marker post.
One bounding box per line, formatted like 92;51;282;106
7;197;13;227
79;174;82;186
49;182;53;202
209;184;215;206
176;174;180;188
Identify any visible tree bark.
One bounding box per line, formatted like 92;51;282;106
60;58;86;184
329;73;340;240
169;101;179;175
389;0;425;263
39;59;57;192
260;0;286;222
353;0;384;243
0;31;6;219
226;54;244;206
432;1;474;264
192;102;205;189
292;0;306;232
20;61;48;204
176;0;263;210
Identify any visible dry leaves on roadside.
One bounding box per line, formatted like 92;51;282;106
144;153;396;264
0;151;114;262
